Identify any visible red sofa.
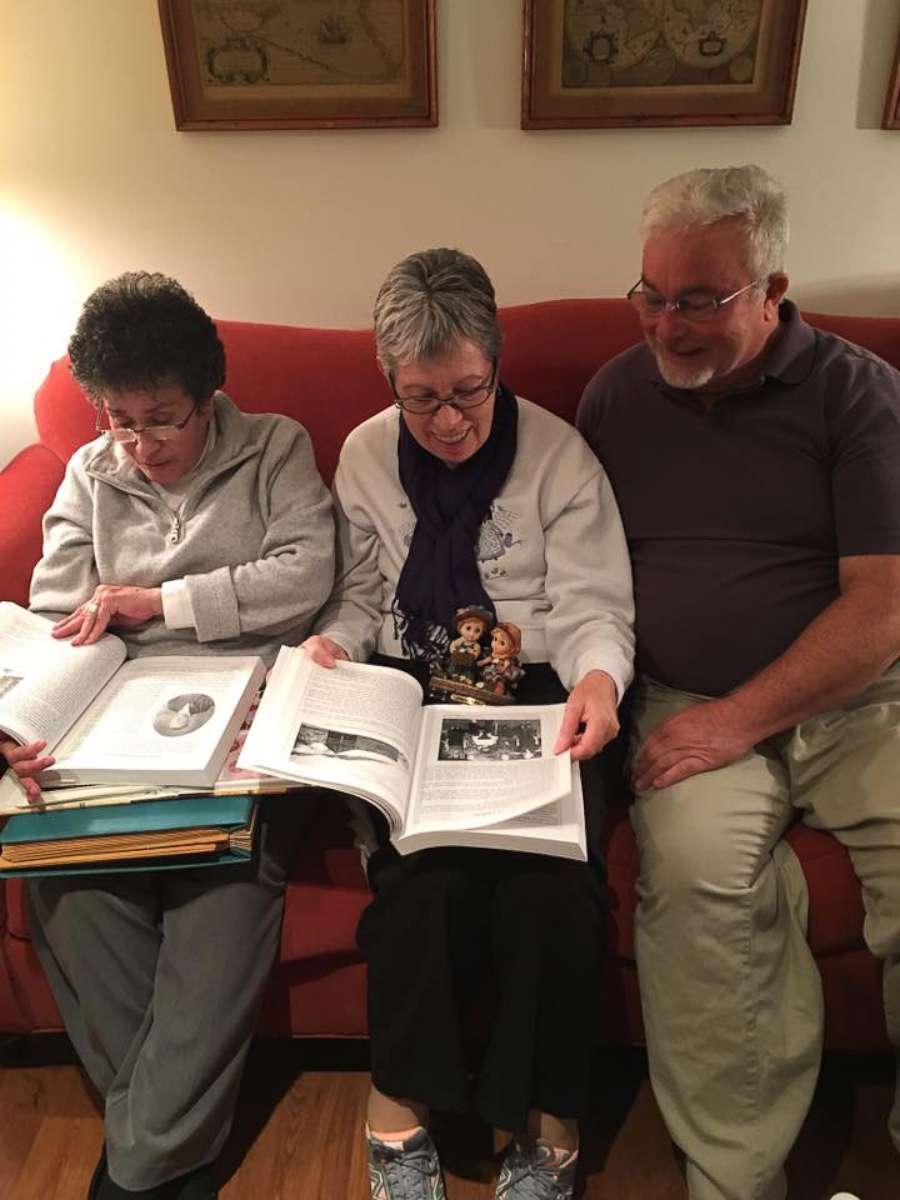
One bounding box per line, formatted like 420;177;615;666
0;298;894;1052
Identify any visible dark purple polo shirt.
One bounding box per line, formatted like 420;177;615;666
576;301;900;696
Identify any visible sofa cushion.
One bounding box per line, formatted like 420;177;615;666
788;824;868;955
279;802;370;963
0;444;66;607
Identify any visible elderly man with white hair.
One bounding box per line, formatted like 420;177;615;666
578;164;900;1200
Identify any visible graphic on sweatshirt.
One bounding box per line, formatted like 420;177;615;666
478;504;521;574
398;503;522;580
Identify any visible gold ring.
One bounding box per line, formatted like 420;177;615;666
85;601;100;614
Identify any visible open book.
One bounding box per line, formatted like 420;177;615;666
0;603;265;789
0;690;294;816
238;647;587;861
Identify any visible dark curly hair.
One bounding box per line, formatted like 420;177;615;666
67;272;226;404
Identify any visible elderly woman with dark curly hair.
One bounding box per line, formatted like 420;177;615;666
0;272;334;1200
303;248;634;1200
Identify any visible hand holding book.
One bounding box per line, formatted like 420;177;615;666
0;738;52;801
553;669;620;761
301;634;351;668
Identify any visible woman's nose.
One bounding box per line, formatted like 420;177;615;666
432;401;465;428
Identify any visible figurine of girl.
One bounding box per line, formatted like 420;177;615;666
478;621;524;696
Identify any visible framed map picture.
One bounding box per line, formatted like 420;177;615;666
883;33;900;129
159;0;437;129
522;0;807;129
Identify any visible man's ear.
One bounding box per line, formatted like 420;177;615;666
764;272;789;314
196;393;214;416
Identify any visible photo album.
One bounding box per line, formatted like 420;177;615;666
0;603;265;792
238;647;587;860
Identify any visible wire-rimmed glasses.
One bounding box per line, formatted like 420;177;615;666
626;279;766;322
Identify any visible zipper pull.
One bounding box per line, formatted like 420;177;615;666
169;514;182;545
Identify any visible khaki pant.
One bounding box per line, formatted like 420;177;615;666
629;667;900;1200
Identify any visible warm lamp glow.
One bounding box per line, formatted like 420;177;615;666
0;204;85;465
1;204;83;380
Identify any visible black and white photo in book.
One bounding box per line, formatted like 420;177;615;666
438;717;542;762
153;693;216;737
292;724;411;770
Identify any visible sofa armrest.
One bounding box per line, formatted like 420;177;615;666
0;444;65;605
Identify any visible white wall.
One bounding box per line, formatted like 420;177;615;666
3;0;899;467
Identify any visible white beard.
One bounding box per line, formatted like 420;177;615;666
652;350;717;390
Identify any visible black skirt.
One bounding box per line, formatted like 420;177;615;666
357;656;623;1132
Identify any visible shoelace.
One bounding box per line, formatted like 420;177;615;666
497;1141;574;1200
371;1140;443;1199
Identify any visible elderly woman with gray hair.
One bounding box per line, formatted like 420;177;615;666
303;248;634;1199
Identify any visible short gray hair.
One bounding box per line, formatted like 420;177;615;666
373;248;503;373
641;165;789;280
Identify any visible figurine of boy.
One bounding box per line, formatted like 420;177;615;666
478;621;524;697
445;605;493;683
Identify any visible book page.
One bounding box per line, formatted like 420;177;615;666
404;704;571;833
42;656;264;785
293;655;423;757
237;649;424;829
0;770;165;815
489;797;562;828
394;765;587;861
0;603;126;748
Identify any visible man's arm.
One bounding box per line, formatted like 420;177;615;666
633;554;900;790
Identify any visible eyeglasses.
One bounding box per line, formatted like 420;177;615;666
391;360;498;415
626;279;766;322
97;404;198;444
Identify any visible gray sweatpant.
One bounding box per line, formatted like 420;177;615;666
26;800;308;1191
629;667;900;1200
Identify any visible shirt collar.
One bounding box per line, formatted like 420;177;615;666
645;298;817;403
759;299;817;384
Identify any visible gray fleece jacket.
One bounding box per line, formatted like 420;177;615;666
29;393;335;667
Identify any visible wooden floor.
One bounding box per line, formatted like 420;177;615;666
1;1037;897;1199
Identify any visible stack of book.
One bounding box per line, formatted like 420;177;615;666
0;603;279;875
0;795;257;876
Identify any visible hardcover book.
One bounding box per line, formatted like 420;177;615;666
238;647;587;861
0;603;265;790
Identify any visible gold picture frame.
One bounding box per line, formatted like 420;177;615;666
883;33;900;129
522;0;807;130
159;0;438;130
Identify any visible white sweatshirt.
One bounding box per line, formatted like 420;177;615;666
314;397;635;698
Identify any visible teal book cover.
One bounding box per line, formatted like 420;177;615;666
0;849;253;879
1;795;254;844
